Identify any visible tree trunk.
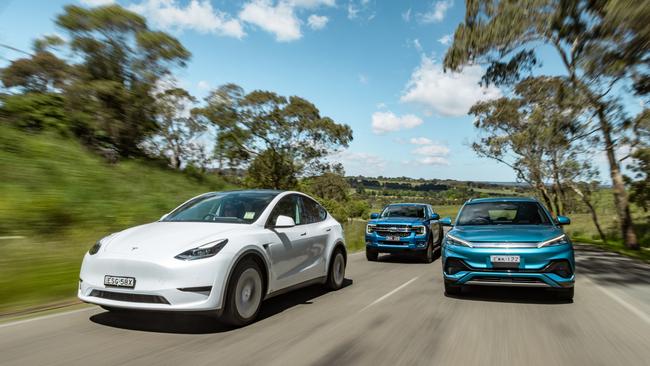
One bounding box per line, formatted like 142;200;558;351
596;106;639;249
550;156;566;216
569;184;607;244
537;183;556;217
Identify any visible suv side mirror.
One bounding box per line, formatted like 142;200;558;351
274;215;296;228
439;217;452;226
430;213;440;220
370;213;380;219
556;216;571;225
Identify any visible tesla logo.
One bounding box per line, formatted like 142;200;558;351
131;246;139;251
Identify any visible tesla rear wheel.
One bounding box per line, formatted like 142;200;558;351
366;248;378;261
444;280;462;296
326;249;346;290
221;259;263;327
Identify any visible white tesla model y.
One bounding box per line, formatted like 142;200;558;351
78;190;347;326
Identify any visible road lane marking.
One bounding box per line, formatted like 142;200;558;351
0;307;96;329
359;276;419;312
584;277;650;326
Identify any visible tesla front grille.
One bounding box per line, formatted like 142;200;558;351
89;290;170;304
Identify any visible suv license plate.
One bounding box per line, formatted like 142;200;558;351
104;275;136;288
490;255;520;263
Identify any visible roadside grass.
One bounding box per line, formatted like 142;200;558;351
343;219;367;252
0;126;228;314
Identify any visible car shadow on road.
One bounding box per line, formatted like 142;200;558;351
445;285;572;305
89;279;353;334
377;249;441;264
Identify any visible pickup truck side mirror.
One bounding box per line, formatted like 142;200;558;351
370;213;380;219
430;213;440;220
439;217;452;226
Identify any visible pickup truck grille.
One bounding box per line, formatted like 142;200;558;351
376;230;411;237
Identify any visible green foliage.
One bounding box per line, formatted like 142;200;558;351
0;93;69;132
0;50;68;93
195;83;353;189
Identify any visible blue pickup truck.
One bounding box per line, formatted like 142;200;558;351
365;203;443;263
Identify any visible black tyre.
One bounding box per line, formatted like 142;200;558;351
553;287;574;301
220;259;264;327
366;248;379;261
444;280;462;296
422;238;434;263
326;248;346;290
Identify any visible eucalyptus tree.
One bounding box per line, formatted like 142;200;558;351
445;0;649;248
194;84;353;189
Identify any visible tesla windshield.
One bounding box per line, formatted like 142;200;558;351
164;191;279;223
381;205;426;218
456;202;552;226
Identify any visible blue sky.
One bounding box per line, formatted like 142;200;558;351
0;0;622;182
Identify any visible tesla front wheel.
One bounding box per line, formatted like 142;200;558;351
326;249;346;290
221;259;263;327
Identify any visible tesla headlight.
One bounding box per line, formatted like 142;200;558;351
366;224;376;234
175;239;228;260
413;225;426;235
538;234;569;248
445;234;473;247
89;234;114;255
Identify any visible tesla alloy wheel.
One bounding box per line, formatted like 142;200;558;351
222;259;263;327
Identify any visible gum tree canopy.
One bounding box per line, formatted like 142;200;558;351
444;0;649;249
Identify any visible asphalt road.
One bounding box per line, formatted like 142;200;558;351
1;244;649;366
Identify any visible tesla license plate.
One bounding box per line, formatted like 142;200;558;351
104;275;136;288
491;255;520;268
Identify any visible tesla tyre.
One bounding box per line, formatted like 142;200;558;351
221;259;264;327
326;249;346;290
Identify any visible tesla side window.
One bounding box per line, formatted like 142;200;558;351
301;197;326;224
164;191;278;224
456;202;552;226
268;195;302;225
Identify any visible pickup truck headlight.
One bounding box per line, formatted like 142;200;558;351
538;234;569;248
413;225;426;235
445;234;473;247
366;224;376;234
175;239;228;260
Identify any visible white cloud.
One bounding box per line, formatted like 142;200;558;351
409;137;433;145
307;14;329;30
347;0;374;20
239;0;302;42
129;0;245;38
402;8;412;22
412;144;450;156
417;156;449;165
80;0;115;5
413;38;423;53
400;56;501;117
197;80;210;90
331;150;387;176
371;111;423;134
287;0;336;8
438;34;452;45
419;0;453;23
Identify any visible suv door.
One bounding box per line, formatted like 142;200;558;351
299;196;330;278
265;194;312;289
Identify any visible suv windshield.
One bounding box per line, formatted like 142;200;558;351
457;201;551;226
381;205;426;218
163;191;279;224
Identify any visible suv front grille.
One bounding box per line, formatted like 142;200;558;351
89;290;170;304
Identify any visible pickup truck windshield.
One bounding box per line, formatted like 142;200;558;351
457;202;551;226
381;205;426;218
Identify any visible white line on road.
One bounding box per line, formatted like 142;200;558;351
584;277;650;326
359;276;419;312
0;307;96;329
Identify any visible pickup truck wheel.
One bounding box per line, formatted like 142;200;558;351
366;248;378;261
422;241;434;263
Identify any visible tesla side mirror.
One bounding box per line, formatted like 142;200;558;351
370;213;380;219
430;213;440;220
274;215;296;228
439;217;452;226
556;216;571;225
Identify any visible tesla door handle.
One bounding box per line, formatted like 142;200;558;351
325;228;332;232
300;232;307;236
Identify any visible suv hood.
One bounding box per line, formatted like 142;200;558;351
369;217;426;226
449;225;564;243
100;221;242;259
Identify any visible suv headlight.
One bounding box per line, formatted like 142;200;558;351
366;224;376;234
445;234;473;247
175;239;228;260
538;234;569;248
413;225;426;235
89;234;114;255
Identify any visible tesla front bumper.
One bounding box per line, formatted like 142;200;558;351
442;244;575;289
78;252;232;312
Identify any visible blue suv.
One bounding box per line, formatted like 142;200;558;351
441;197;575;300
366;203;443;263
